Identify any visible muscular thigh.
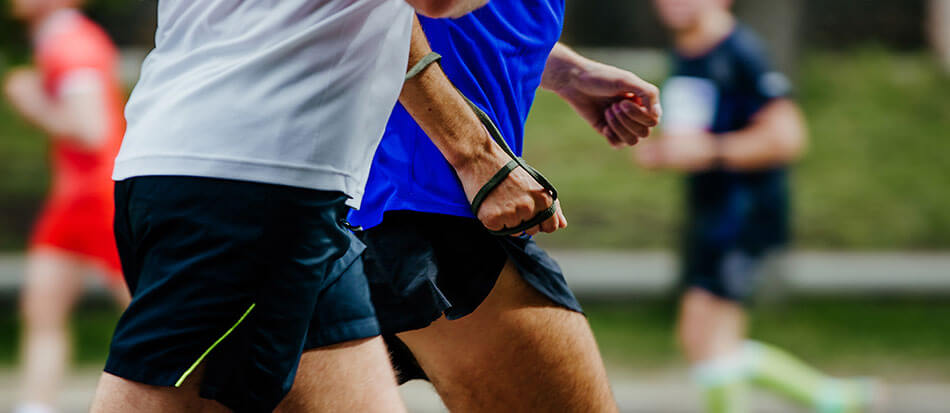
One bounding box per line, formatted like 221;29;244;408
398;260;617;413
281;337;404;413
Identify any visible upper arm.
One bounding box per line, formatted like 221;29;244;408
46;36;114;147
59;69;109;147
733;33;793;111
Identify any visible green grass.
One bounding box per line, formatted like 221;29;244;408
0;300;947;381
0;96;51;249
1;49;949;250
588;298;950;380
0;304;120;365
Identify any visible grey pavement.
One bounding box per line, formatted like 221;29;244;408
3;251;948;300
2;369;947;413
550;250;950;299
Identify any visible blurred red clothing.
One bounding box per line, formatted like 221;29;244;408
28;9;125;282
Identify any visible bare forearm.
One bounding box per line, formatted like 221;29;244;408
9;95;72;137
6;68;107;147
540;43;588;94
719;100;807;170
399;17;499;171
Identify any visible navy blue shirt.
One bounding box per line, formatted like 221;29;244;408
350;2;565;229
664;24;793;254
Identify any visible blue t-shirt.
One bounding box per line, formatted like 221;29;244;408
350;1;565;229
663;24;793;254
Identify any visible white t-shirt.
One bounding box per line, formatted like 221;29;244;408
114;0;413;207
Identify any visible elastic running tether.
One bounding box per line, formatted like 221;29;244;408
406;52;559;236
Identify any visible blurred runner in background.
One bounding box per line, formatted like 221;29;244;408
636;0;884;412
3;1;129;413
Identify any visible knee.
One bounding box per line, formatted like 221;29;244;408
20;288;68;329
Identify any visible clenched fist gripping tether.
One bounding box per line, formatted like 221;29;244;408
406;52;559;236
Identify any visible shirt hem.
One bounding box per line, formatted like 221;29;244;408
352;194;475;229
113;155;365;208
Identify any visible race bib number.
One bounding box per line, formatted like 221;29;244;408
660;76;719;133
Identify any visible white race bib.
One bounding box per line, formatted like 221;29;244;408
660;76;719;133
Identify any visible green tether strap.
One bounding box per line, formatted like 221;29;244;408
406;52;559;236
406;52;444;81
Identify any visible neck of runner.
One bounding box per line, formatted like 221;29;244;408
674;9;735;58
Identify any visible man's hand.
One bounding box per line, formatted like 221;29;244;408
542;44;662;148
633;131;719;172
454;142;567;236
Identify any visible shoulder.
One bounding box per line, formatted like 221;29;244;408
44;16;117;70
726;25;772;70
726;24;792;98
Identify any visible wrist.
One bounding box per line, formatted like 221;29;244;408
541;45;590;96
446;125;505;173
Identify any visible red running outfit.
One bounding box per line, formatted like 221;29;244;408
28;9;125;283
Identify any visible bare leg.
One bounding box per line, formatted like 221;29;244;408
92;337;403;412
279;337;405;412
90;365;229;413
676;288;749;413
17;248;86;411
676;288;747;363
398;260;616;413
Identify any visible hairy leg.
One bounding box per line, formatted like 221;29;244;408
676;288;750;413
90;365;229;413
398;260;616;413
279;337;405;412
18;248;86;409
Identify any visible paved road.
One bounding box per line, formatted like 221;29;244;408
2;251;948;299
2;369;946;413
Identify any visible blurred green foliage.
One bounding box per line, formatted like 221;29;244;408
1;49;949;250
564;0;926;50
0;94;50;248
0;304;119;365
0;0;155;67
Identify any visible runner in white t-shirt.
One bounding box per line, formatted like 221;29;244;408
91;1;488;412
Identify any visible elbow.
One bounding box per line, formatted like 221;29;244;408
408;0;486;18
777;125;808;164
773;101;809;164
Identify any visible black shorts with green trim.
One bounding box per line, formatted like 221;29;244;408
104;176;380;413
358;210;583;383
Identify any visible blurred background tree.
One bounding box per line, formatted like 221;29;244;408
0;0;155;66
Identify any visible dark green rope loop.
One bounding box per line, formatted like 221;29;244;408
406;52;559;236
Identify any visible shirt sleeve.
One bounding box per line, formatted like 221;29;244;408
44;33;114;100
732;30;793;107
